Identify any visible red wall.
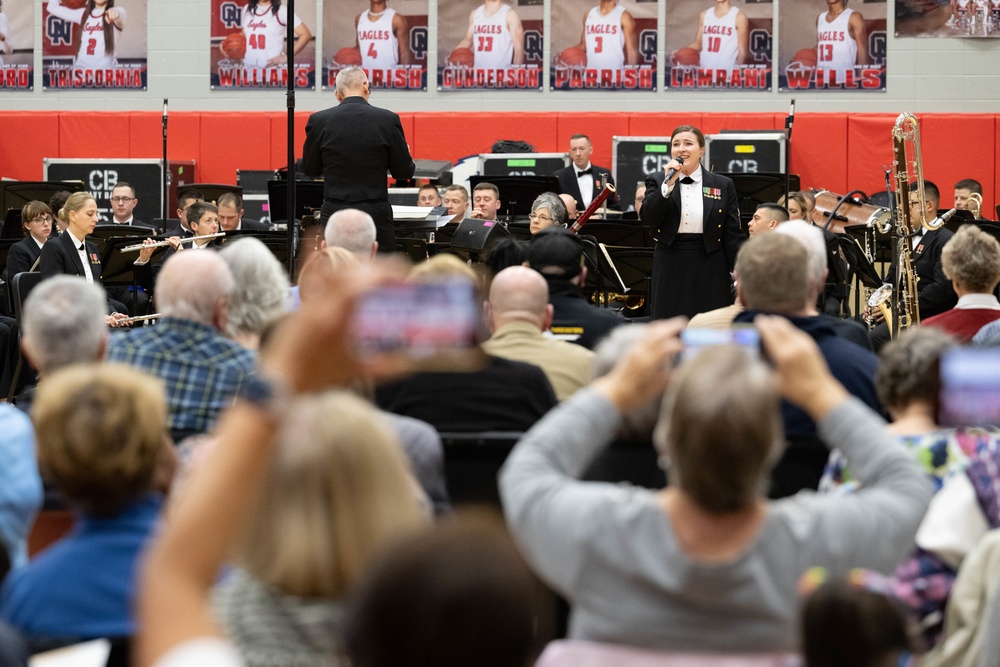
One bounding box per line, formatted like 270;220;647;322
0;111;995;211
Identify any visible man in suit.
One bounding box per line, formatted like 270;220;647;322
302;66;415;252
867;180;956;351
110;182;156;231
217;193;270;232
555;134;619;213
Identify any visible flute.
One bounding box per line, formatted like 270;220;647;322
120;313;161;326
569;183;617;234
119;232;225;253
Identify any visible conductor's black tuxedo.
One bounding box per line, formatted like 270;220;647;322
302;95;415;251
554;164;620;211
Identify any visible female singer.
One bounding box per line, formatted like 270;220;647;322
46;0;126;70
640;125;745;319
240;0;312;68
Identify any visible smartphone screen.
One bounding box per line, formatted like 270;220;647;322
939;347;1000;427
678;326;761;364
352;280;486;372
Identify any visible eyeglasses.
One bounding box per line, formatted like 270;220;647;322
908;200;921;206
29;215;53;224
111;196;135;203
528;212;553;223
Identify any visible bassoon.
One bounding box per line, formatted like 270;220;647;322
569;183;617;234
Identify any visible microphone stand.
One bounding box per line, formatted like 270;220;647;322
784;98;795;204
285;0;296;280
162;99;169;220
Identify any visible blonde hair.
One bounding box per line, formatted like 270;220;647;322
57;191;96;227
236;391;426;598
33;363;167;517
408;254;478;284
654;346;783;513
298;247;361;306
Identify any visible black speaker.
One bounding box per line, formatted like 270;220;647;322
448;218;511;254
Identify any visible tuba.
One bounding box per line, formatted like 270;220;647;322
888;113;942;337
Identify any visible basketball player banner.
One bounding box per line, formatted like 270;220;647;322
896;0;1000;38
437;0;543;91
0;0;33;91
778;0;887;91
211;0;316;90
550;0;656;91
665;0;771;91
42;0;147;90
323;0;427;91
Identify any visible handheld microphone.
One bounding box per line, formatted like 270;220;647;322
941;208;958;223
665;157;685;183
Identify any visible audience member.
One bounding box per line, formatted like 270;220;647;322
212;391;427;667
344;513;549;667
323;208;378;260
106;251;255;442
416;184;442;208
218;237;289;350
800;568;918;667
525;228;626;350
217;193;269;232
922;224;1000;342
297;247;361;307
820;327;1000;647
0;407;42;572
1;364;172;649
376;258;557;433
482;266;593;401
17;276;108;412
732;233;882;439
499;316;932;652
528;192;568;235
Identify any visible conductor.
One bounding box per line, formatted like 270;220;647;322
303;66;415;251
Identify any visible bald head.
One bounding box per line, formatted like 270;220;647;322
324;209;378;259
486;266;551;332
156;251;235;329
558;193;578;219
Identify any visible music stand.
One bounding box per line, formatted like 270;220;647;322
590;245;654;318
101;236;167;294
2;210;23;239
726;173;801;225
0;181;86;231
575;221;649;247
266;180;324;223
219;229;293;270
838;235;885;319
468;175;560;221
88;224;152;258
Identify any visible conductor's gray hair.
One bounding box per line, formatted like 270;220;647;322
336;66;368;96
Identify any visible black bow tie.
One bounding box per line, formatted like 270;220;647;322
78;243;85;251
577;168;593;178
680;176;695;185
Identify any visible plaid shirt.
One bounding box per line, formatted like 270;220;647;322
106;317;256;436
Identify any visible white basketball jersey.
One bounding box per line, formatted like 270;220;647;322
472;3;514;69
585;3;625;71
700;5;740;72
817;8;857;83
242;5;302;68
956;0;971;8
75;7;125;69
973;0;988;9
0;13;8;66
358;7;399;68
991;0;1000;9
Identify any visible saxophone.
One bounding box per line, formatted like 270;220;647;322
885;113;946;338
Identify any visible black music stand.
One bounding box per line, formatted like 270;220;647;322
266;180;324;223
88;225;152;258
838;235;885;319
100;236;168;301
726;173;801;226
575;221;649;247
219;229;293;271
0;181;86;231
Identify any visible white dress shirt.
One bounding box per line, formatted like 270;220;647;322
67;229;94;282
575;162;595;208
661;166;705;234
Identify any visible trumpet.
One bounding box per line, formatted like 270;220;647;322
119;232;225;253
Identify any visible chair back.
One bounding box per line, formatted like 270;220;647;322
11;271;43;322
439;431;523;507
